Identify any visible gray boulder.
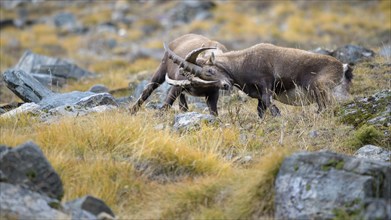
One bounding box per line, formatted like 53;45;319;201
332;44;375;64
0;182;103;220
275;151;391;219
3;68;119;112
0;141;64;200
0;142;116;219
53;12;83;33
362;199;391;220
0;103;41;118
0;182;68;220
173;112;217;132
64;195;115;219
354;145;390;162
89;84;109;93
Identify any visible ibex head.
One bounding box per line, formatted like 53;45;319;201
164;43;232;90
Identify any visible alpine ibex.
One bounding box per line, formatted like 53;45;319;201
165;43;353;118
130;34;228;115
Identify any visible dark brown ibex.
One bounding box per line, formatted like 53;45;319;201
165;43;353;118
130;34;228;115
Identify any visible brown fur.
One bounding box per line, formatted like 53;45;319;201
130;34;227;115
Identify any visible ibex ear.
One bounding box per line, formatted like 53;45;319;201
208;52;215;65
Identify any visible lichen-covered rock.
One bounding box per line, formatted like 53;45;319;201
275;151;391;219
338;90;390;128
0;141;64;200
173;112;217;132
354;145;390;162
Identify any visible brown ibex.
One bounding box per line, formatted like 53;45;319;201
165;43;353;118
130;34;228;115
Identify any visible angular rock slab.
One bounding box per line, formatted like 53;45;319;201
2;69;54;103
15;50;95;80
38;92;118;110
0;141;64;200
275;151;391;219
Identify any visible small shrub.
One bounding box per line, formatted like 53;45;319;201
345;125;384;150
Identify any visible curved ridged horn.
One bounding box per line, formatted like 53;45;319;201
164;43;204;76
184;46;217;63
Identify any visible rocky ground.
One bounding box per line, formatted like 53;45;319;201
0;0;390;219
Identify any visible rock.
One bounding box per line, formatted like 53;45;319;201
0;182;68;219
40;105;117;122
0;142;116;219
53;12;76;29
161;0;215;27
0;141;64;200
308;130;318;138
3;68;119;116
0;182;98;220
31;73;67;87
39;92;118;110
338;90;391;128
173;112;217;132
2;69;54;103
0;103;41;118
65;195;115;219
89;84;110;93
15;50;95;81
354;145;390;162
0;0;44;9
332;44;375;64
379;44;391;59
275;151;391;219
361;199;391;220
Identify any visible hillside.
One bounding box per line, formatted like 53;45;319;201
0;0;390;219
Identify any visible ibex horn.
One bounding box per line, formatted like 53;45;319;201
185;46;217;63
164;43;206;76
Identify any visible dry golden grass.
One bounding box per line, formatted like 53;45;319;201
0;97;371;218
1;1;390;218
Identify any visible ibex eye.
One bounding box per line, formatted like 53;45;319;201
207;69;214;74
